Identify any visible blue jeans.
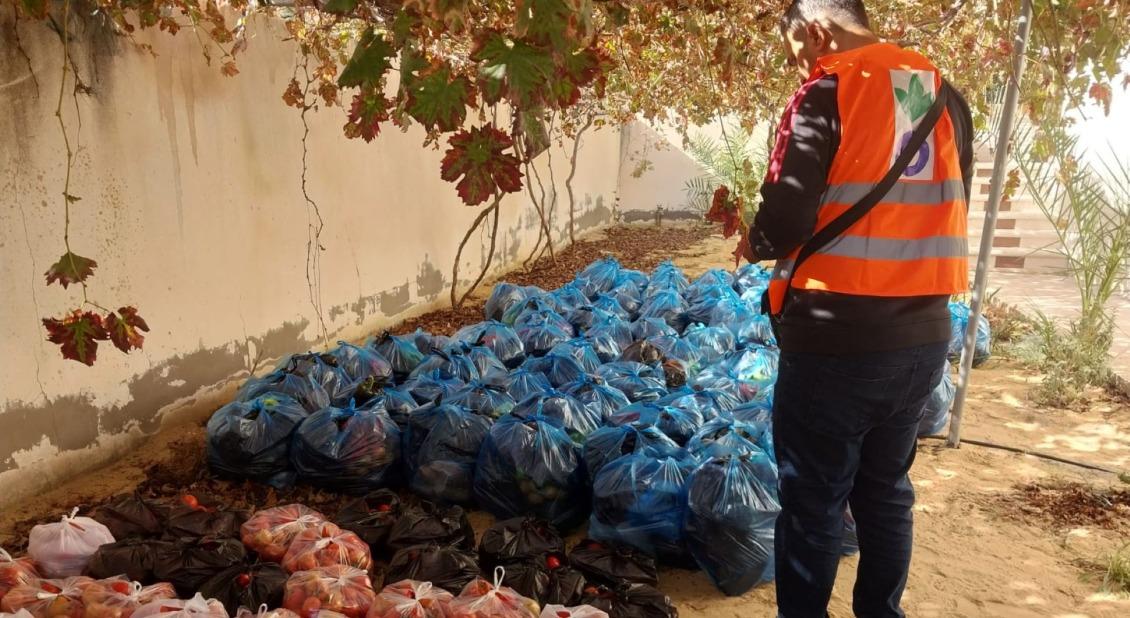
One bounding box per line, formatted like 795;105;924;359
772;342;947;618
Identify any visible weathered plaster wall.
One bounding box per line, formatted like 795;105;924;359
0;12;620;507
616;121;709;222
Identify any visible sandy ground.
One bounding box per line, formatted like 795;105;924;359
3;227;1129;617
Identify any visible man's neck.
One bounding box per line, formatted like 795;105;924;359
829;27;882;54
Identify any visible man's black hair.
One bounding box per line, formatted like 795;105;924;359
780;0;870;34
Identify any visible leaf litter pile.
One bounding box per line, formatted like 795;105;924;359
1002;482;1130;530
0;223;717;551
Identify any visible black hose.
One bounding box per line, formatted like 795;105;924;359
919;434;1122;476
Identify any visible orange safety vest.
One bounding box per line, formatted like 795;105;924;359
767;43;969;316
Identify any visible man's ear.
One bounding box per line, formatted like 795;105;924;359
806;22;833;54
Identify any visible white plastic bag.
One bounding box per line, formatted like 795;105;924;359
539;606;609;618
133;594;228;618
0;610;36;618
28;509;115;578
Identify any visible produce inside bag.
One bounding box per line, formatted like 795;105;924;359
280;523;371;573
1;577;95;618
539;605;608;618
132;594;228;618
81;579;177;618
282;565;375;618
28;509;116;578
289;403;402;494
164;495;247;540
0;549;40;605
497;552;587;607
366;580;453;618
446;567;540;618
240;504;328;562
205;394;308;487
233;606;299;618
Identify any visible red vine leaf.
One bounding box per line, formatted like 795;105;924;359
338;29;395;89
1089;82;1112;115
731;225;753;267
105;306;150;354
712;36;735;85
427;0;470;32
45;252;97;289
221;61;239;77
344;88;390;142
471;31;554;108
440;126;524;206
549;45;606;107
705;185;744;239
406;63;473;132
43;310;108;366
282;79;304;108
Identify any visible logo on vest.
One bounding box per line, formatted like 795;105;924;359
890;70;936;181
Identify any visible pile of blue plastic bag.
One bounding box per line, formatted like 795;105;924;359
206;256;991;597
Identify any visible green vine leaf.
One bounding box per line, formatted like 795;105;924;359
472;31;554;108
515;0;580;50
338;29;395;89
406;64;473;132
43;310;108;366
440;126;524;206
104;306;149;353
45;252;97;289
549;45;605;107
344;88;390;142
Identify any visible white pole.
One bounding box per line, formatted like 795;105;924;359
948;0;1035;448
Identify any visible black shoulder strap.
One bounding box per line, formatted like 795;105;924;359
785;81;952;286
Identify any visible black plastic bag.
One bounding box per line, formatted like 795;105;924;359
595;363;667;403
511;390;601;444
198;562;289;615
503;369;553;404
567;539;658;587
407;405;492;505
152;536;247;596
589;451;697;563
206;393;307;486
290;403;402;494
478;517;565;571
580;582;678;618
386;502;476;555
581;425;680;482
562;375;631;422
93;493;168;540
683;455;779;596
164;495;248;540
385;544;480;594
336;490;402;552
85;538;173;582
607;402;703;447
454;321;527;369
474;416;589;530
371;331;426;382
500;553;587;607
523;355;588;389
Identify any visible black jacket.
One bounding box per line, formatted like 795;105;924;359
748;73;975;355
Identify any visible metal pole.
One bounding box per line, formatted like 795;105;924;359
948;0;1034;448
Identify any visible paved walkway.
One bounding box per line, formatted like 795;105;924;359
986;270;1130;380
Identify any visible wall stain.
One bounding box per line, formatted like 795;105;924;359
575;194;613;231
342;281;411;327
154;53;185;237
416;256;445;302
0;319;310;474
621;208;700;223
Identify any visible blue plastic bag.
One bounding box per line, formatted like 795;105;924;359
406;403;492;504
948;302;992;366
403;401;470;473
566;305;618;334
562;374;632;421
657;387;740;422
647;336;703;372
686;285;743;325
585;317;635;361
412;328;451;355
691;369;763;404
590;451;698;561
371;331;426;382
739;314;777;347
281;352;362;408
596;362;668;402
509;297;564;329
727;400;772;427
732;263;771;295
918;360;955;436
638;289;689;333
614;269;650;292
516;310;575;357
358;384;418;429
453;321;527;369
328;341;394;385
206;392;307;486
239;370;331;414
630;318;677;342
684;454;780;596
648;261;689;294
448;380;517;420
549;339;604;373
607;402;704;446
290;402;402;494
410;348;481;383
592;293;632;321
581;424;681;481
727;346;779;387
444;342;509;383
474;415;589;530
486;282;531;322
609;283;643;319
512;389;601;443
578;257;622;297
683;324;737;364
523;354;588;388
403;369;466;405
547;282;590;315
504;368;554;403
687;417;773;468
692;268;735;290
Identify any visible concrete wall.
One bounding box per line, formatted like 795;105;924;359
0;12;620;507
616;121;710;222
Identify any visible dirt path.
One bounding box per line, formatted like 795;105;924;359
2;225;1129;617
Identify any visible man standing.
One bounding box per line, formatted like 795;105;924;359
747;1;974;616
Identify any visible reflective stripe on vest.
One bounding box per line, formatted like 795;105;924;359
766;43;969;316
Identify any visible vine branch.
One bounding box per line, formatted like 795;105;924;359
565;113;595;245
298;54;331;349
